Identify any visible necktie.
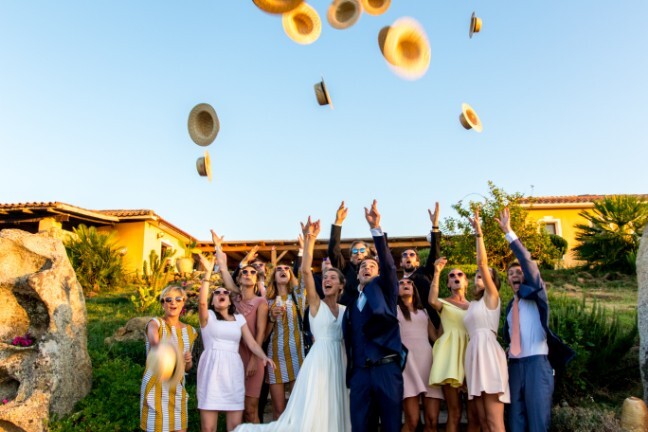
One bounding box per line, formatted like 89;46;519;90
357;291;366;312
510;296;521;356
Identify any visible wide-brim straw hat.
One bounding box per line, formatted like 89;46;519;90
145;341;185;387
253;0;304;14
314;77;334;109
360;0;390;16
621;397;648;432
188;103;219;147
327;0;362;30
282;3;322;45
382;17;431;80
196;150;212;181
459;103;483;133
469;12;482;38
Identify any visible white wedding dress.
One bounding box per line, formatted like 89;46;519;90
235;302;351;432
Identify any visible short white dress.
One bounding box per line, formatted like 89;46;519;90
197;311;247;410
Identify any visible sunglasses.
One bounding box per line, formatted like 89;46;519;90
449;272;465;278
241;269;257;275
275;266;291;272
162;296;184;304
214;289;230;295
401;251;417;258
351;247;367;255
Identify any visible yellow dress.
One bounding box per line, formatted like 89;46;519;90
429;299;469;388
140;318;197;432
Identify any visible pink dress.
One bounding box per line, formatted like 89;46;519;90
234;294;266;398
463;298;510;403
397;308;444;400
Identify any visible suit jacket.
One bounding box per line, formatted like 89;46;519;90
342;232;406;386
328;224;361;306
501;238;575;371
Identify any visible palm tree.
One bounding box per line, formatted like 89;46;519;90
574;195;648;273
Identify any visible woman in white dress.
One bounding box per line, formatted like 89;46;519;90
196;247;275;432
235;217;351;432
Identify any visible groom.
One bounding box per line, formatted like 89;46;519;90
342;200;407;432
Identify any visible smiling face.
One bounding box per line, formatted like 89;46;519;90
349;241;369;266
507;264;524;293
358;258;379;286
398;277;414;298
400;249;420;272
322;269;344;299
447;268;468;293
161;289;185;318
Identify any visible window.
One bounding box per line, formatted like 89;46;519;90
544;222;557;235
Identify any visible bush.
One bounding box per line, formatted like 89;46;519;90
65;225;125;293
550;406;620;432
574;195;648;274
550;234;568;256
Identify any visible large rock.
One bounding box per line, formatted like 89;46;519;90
638;225;648;405
104;316;153;345
0;229;92;432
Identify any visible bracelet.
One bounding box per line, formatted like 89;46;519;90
432;226;439;229
474;234;482;238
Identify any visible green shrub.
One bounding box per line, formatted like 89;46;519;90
574;195;648;274
131;249;175;313
550;234;568;256
64;225;125;293
550;406;620;432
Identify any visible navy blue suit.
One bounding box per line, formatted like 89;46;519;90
342;231;406;432
502;238;575;432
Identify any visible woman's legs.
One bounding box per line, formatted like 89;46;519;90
226;410;244;432
199;410;219;432
269;383;286;419
423;397;441;432
402;396;421;432
244;396;260;423
442;385;462;432
482;393;505;432
472;395;489;431
466;396;481;432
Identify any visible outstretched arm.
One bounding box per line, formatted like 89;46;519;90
232;245;260;281
197;253;216;328
241;325;276;371
424;202;441;276
428;257;447;312
365;200;398;304
327;201;348;270
301;217;322;314
469;207;499;309
210;230;239;294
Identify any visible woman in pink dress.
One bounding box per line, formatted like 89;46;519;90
210;231;269;424
463;207;509;432
397;276;443;432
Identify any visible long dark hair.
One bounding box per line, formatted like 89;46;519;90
474;267;502;300
209;290;237;320
397;278;424;321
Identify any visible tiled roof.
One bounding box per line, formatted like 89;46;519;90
99;209;156;217
520;194;648;205
0;201;68;209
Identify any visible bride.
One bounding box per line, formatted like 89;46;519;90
235;217;351;432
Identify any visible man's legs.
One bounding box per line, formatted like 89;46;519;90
524;356;554;432
507;360;526;432
373;362;403;432
350;368;378;432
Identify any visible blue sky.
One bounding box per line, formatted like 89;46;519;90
1;1;646;241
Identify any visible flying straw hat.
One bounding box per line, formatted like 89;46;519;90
360;0;390;16
146;341;185;386
188;103;219;147
381;17;431;80
459;103;483;133
196;151;212;181
282;2;322;45
253;0;304;14
327;0;362;30
469;11;482;38
314;77;334;109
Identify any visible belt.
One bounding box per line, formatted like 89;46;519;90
364;354;398;368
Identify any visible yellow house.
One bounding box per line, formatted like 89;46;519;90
0;202;198;275
521;194;648;267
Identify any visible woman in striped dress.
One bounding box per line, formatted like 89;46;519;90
264;263;305;419
140;285;197;432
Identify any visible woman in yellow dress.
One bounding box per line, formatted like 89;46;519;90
428;258;469;432
140;285;197;432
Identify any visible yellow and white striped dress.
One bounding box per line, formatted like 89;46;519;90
140;318;197;432
266;290;306;384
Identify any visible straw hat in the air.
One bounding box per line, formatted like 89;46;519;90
282;2;322;45
459;103;483;133
188;103;219;147
327;0;362;30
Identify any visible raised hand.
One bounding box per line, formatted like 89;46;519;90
468;206;483;235
241;245;260;266
198;253;215;273
300;216;321;239
495;207;512;234
434;257;448;273
428;202;440;228
210;230;224;250
364;199;381;229
335;201;348;225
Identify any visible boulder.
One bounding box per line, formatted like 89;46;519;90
104;316;154;345
638;225;648;405
0;229;92;432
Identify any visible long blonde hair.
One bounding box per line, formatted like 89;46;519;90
265;265;299;300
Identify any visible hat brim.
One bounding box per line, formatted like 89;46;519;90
314;78;334;109
188;103;220;147
469;12;481;38
460;103;483;133
253;0;304;14
382;17;431;80
146;341;185;387
196;150;213;181
360;0;390;16
282;3;322;45
327;0;362;30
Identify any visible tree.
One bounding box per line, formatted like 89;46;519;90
442;181;561;270
574;195;648;274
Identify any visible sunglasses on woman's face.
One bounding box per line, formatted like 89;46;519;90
275;266;291;272
214;289;230;295
162;296;184;304
241;269;257;275
449;272;465;278
402;251;417;258
351;247;367;255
